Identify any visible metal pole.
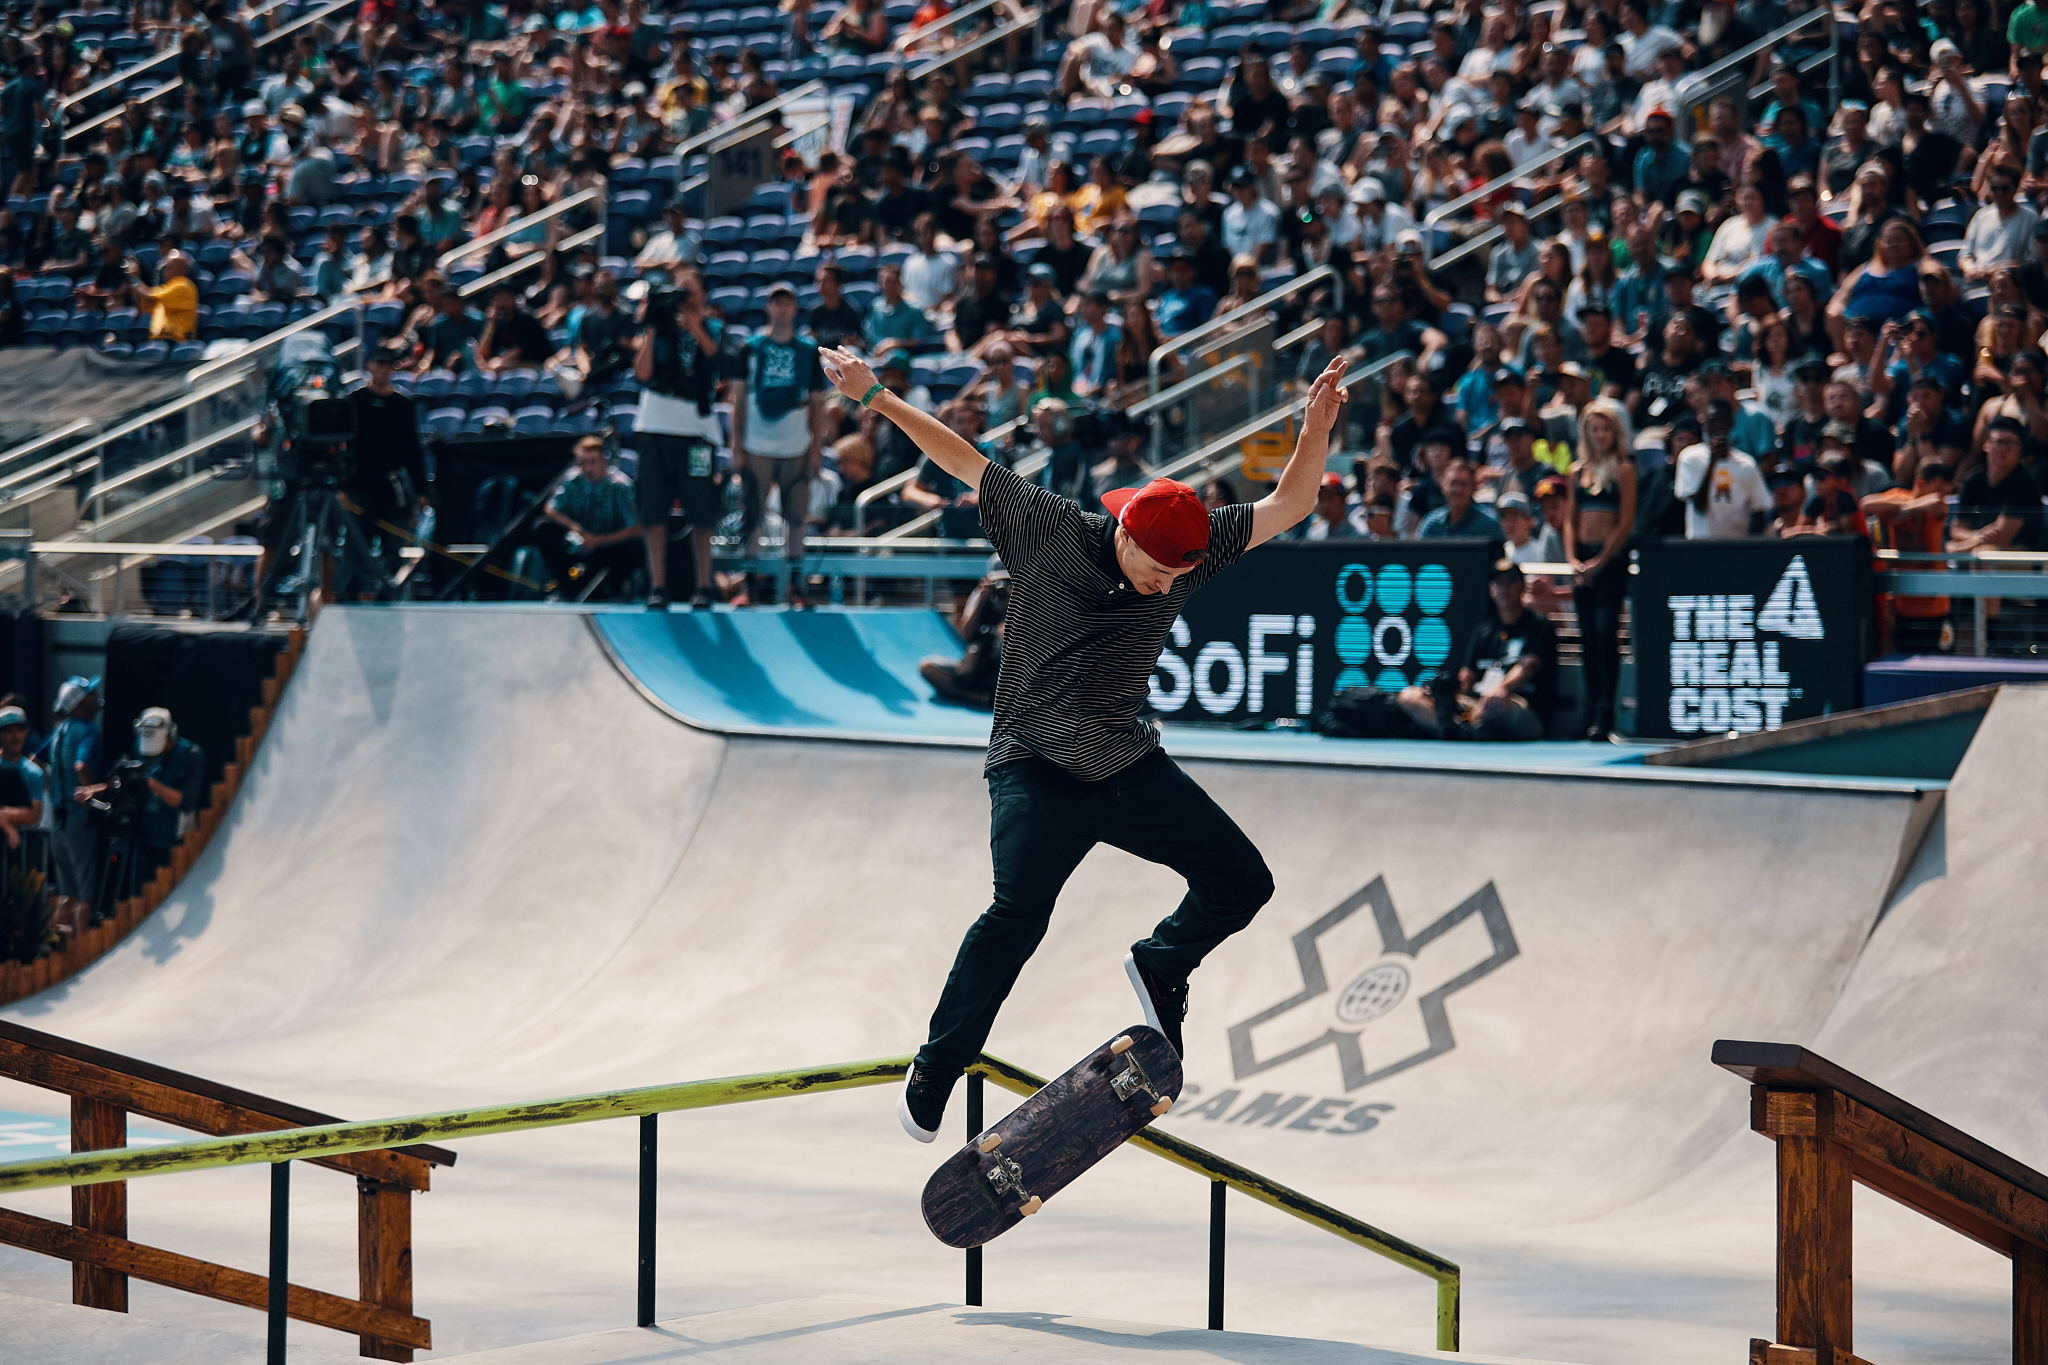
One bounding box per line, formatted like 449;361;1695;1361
638;1113;657;1327
965;1073;983;1307
268;1160;289;1365
1207;1180;1225;1330
1829;6;1842;125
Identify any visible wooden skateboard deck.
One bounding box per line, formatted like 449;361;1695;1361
920;1026;1183;1249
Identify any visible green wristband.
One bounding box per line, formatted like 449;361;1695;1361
858;382;884;408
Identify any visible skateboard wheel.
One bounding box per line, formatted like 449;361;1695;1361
1151;1096;1174;1117
1019;1196;1043;1216
977;1133;1002;1153
1111;1035;1134;1055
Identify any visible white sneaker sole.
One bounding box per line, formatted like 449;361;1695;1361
898;1069;939;1144
1124;952;1167;1040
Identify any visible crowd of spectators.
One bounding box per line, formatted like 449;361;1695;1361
4;0;2047;650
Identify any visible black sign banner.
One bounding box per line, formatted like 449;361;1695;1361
1150;540;1499;726
1631;538;1871;740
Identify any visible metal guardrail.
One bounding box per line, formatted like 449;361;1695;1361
57;0;300;112
1133;352;1260;468
892;0;1008;51
1671;5;1835;135
1148;266;1336;396
437;188;604;272
673;81;829;166
908;10;1040;80
0;420;95;484
1421;132;1603;242
61;0;356;147
1147;349;1412;489
187;298;362;388
1431;190;1576;273
0;373;253;507
0;1049;1461;1354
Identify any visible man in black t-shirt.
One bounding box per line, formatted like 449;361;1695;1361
872;153;933;243
1395;560;1557;741
806;263;865;350
1953;419;2045;553
475;286;554;372
342;343;430;590
1577;305;1639;405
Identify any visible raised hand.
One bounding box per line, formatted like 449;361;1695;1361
819;346;880;404
1304;356;1349;433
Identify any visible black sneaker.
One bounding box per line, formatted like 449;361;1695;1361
646;590;669;612
898;1062;957;1143
1124;951;1188;1058
689;588;715;610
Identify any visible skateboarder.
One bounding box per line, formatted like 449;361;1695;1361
813;347;1351;1144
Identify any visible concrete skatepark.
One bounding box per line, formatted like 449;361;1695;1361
1;605;2042;1363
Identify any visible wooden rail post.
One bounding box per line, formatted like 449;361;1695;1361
357;1178;414;1362
69;1096;127;1311
1762;1089;1853;1360
2018;1240;2048;1365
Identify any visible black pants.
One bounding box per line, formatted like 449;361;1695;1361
918;749;1274;1076
1572;546;1629;731
527;522;646;598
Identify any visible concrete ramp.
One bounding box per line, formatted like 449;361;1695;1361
438;1295;1578;1365
0;608;2016;1365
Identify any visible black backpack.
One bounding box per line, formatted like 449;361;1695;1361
1311;686;1427;740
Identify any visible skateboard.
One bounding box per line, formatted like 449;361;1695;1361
919;1026;1183;1249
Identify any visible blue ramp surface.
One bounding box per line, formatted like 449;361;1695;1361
594;609;993;744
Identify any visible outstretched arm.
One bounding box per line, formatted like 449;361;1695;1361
1249;357;1349;548
820;347;990;490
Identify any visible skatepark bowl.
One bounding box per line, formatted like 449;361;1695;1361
2;604;2045;1365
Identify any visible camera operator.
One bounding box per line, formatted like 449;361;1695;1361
343;341;432;584
633;267;728;610
75;708;205;883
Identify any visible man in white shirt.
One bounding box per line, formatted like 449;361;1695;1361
1221;166;1281;264
1630;46;1691;135
1350;179;1413;253
636;203;702;270
1617;0;1684;76
1526;43;1585;115
1058;9;1138;98
1960;166;2040;281
1504;104;1561;168
1457;13;1516;82
1675;401;1772;538
902;212;960;312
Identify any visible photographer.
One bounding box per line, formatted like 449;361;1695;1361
76;708;205;884
633;268;728;610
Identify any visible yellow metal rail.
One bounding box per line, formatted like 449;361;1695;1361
0;1051;1460;1349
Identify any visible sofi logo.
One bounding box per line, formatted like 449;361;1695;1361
1152;615;1317;716
1666;556;1823;734
1334;562;1455;691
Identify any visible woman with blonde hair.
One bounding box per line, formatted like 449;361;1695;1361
1564;397;1637;741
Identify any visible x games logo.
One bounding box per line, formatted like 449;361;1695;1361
1226;878;1520;1092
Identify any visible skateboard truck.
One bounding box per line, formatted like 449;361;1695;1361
1108;1034;1174;1116
977;1134;1043;1215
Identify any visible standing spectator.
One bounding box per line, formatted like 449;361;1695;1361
1864;459;1956;652
1676;399;1772;538
734;284;830;606
1564;398;1638;740
634;271;728;611
0;705;44;852
41;677;102;932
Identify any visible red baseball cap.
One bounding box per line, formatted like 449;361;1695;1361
1102;479;1210;567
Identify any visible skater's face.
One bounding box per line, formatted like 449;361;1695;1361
1114;527;1199;596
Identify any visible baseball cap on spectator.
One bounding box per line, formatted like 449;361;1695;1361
1697;358;1733;379
1493;365;1528;387
1644;106;1674;124
1535;475;1570;500
1663;258;1698;279
1496;490;1536;517
1498;417;1534;438
766;282;798;301
0;707;26;730
1319;472;1345;490
280;104;307;126
1794;358;1831;380
1843;313;1879;334
1027;263;1058;283
1227;165;1257;187
1765;465;1806;489
1101;479;1211;566
1490;557;1527;582
1353;180;1386;203
1576;301;1610;318
1786;174;1818;199
1395;228;1424;252
1499;202;1527;219
1419;425;1463;452
243;99;265;117
1820;419;1857;444
1902;307;1937;330
1910;371;1948;393
1676;190;1709;216
971;253;1000;272
53;675;100;716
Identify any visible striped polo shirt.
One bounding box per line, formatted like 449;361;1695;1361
978;462;1255;781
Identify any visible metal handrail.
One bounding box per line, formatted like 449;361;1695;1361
0;373;253;505
909;11;1039;79
1133;351;1260;468
1421;132;1602;238
57;0;300;111
188;297;361;387
874;420;1048;540
1148;349;1412;488
1671;5;1834;134
81;417;259;523
0;1048;1460;1349
61;0;356;146
0;420;95;479
1430;189;1575;273
893;0;1005;50
1148;265;1336;395
457;224;605;299
438;187;603;271
853;410;1031;517
673;80;828;166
